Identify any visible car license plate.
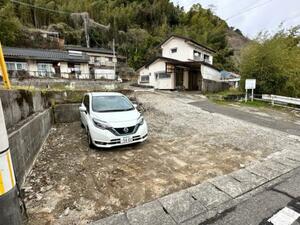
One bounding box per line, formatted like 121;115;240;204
122;136;133;144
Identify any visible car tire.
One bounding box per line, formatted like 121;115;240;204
87;129;95;149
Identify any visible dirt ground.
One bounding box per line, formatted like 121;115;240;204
24;91;300;225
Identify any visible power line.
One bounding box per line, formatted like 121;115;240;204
213;0;260;12
225;0;274;21
10;0;110;48
283;12;300;22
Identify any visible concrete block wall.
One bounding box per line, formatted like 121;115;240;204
202;79;230;93
53;104;80;123
0;90;50;131
8;109;52;185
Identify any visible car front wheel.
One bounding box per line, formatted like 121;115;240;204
87;129;95;149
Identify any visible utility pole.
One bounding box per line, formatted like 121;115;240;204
71;12;110;48
82;13;90;48
113;38;117;80
0;99;23;225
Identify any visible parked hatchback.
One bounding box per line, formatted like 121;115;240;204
79;92;148;148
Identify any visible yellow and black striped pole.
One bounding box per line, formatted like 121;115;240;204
0;42;11;89
0;98;22;225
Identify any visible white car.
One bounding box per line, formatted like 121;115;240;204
79;92;148;148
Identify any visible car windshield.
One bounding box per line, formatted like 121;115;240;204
92;96;134;112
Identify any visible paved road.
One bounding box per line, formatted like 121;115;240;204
202;168;300;225
189;100;300;136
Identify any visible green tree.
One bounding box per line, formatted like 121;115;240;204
240;27;300;97
0;0;240;70
0;2;22;46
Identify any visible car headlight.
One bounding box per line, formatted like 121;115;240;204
137;115;144;125
92;118;112;129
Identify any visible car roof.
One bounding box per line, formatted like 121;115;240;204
89;92;124;97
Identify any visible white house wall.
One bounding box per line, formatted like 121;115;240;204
60;62;69;78
161;37;213;64
80;63;89;79
28;60;37;76
138;67;151;84
162;38;191;61
201;65;221;81
138;59;175;89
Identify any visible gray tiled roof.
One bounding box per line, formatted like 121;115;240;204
3;47;89;63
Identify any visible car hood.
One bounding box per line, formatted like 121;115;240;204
92;110;140;127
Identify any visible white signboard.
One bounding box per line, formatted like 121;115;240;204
245;79;256;90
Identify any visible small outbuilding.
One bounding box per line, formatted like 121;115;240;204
220;70;241;88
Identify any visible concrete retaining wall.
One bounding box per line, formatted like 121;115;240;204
1;88;134;186
0;90;50;131
11;78;133;91
8;109;52;185
202;79;230;93
52;89;135;123
53;104;80;123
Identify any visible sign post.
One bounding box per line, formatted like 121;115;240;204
0;99;23;225
245;79;256;102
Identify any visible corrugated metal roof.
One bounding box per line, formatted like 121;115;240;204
65;45;114;55
220;70;240;79
3;47;89;63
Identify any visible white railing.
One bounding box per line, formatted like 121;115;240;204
262;94;300;106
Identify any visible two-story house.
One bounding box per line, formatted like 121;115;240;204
137;35;222;90
65;45;126;80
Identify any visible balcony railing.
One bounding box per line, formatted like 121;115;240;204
193;56;211;64
91;61;115;67
6;70;117;80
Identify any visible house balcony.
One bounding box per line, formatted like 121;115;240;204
193;56;211;64
90;61;115;67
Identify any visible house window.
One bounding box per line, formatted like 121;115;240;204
171;48;177;53
204;54;210;63
193;50;201;60
155;72;171;79
37;63;53;76
6;62;28;71
68;63;81;75
141;75;150;83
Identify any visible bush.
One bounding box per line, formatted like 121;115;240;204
240;27;300;97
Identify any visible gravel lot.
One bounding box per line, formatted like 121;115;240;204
24;91;300;225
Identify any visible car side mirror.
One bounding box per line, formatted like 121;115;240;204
133;104;138;108
79;105;87;112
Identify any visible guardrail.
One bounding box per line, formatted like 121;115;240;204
262;94;300;106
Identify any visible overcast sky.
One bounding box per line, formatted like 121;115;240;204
171;0;300;38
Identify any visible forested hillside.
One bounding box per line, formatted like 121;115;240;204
0;0;247;70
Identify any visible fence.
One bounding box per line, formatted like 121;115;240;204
6;70;117;81
262;94;300;106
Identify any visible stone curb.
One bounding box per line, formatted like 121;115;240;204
91;149;300;225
